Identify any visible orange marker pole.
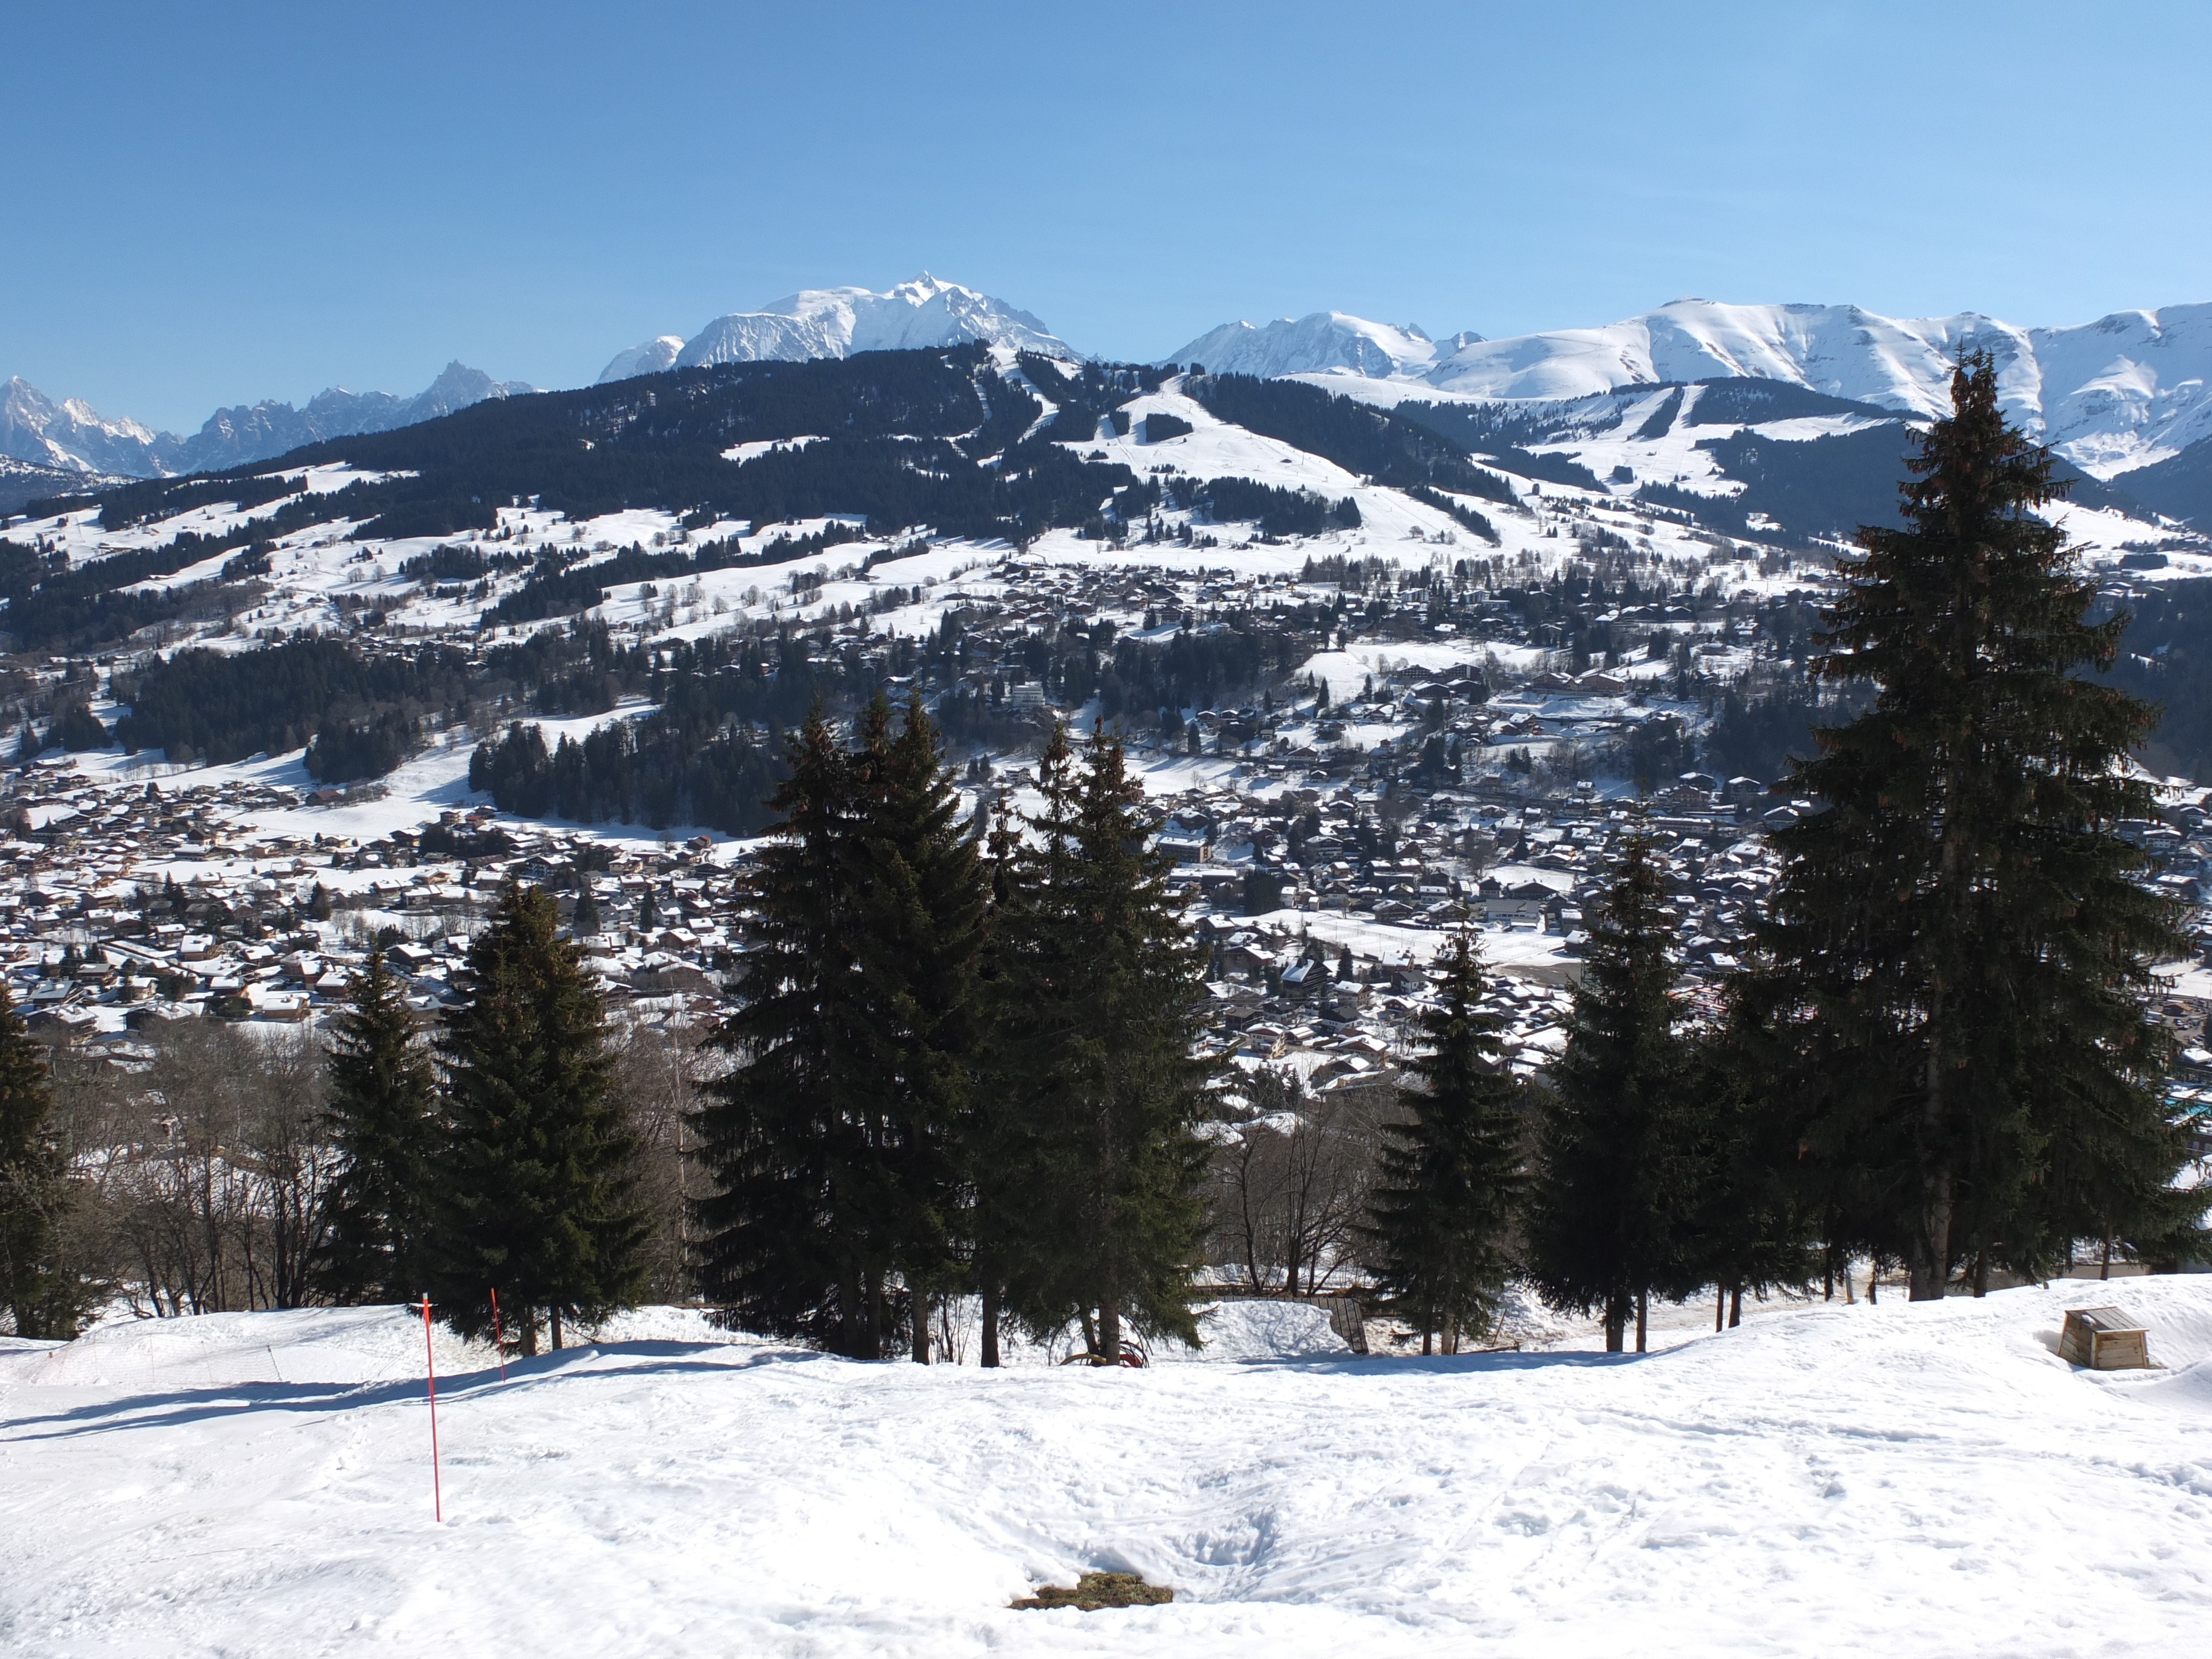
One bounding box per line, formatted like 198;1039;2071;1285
489;1288;507;1381
420;1296;443;1523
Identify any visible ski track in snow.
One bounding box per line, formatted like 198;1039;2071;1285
4;1281;2211;1655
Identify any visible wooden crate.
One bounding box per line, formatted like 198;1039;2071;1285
2058;1306;2153;1370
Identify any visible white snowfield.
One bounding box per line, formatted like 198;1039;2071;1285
4;1279;2211;1656
1412;297;2212;477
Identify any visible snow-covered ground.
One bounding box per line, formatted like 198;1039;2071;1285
5;1279;2210;1656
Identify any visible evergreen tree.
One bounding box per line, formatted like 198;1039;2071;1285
984;723;1214;1362
1363;932;1525;1354
1526;832;1694;1352
847;691;987;1363
696;710;888;1355
695;698;989;1361
309;883;335;922
312;946;437;1303
1740;352;2197;1298
635;886;659;933
1673;1022;1816;1328
424;882;645;1352
571;883;601;940
0;982;93;1339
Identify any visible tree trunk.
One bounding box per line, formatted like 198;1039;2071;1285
980;1280;1001;1369
550;1308;562;1350
519;1306;540;1357
1914;805;1961;1304
1078;1308;1098;1360
1603;1293;1627;1353
1910;1157;1954;1301
1971;1248;1989;1298
2100;1230;2114;1281
1097;1295;1120;1366
1635;1290;1647;1353
839;1254;863;1358
1728;1286;1742;1328
911;1291;931;1364
1716;1285;1726;1332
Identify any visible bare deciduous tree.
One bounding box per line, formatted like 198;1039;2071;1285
606;1015;709;1304
69;1024;335;1316
1207;1067;1386;1297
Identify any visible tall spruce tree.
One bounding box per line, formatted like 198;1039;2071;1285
1364;931;1525;1354
1740;351;2197;1299
984;723;1214;1362
312;945;438;1303
696;712;863;1349
1526;831;1694;1352
846;691;987;1362
425;882;645;1351
698;700;989;1361
0;981;91;1339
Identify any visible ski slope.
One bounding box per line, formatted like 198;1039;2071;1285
4;1279;2210;1656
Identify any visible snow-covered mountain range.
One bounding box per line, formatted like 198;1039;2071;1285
1198;298;2212;483
14;281;2212;498
1;363;536;483
1166;312;1481;380
598;274;1073;383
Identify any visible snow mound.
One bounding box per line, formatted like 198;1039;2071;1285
1159;1299;1350;1362
0;1305;496;1387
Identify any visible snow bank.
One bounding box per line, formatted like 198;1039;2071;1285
1158;1300;1349;1362
6;1280;2212;1656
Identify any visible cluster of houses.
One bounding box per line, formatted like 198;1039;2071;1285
3;541;2208;1147
0;765;739;1055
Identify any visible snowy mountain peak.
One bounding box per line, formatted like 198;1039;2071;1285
668;275;1075;372
1;376;170;475
597;336;687;385
1165;311;1482;380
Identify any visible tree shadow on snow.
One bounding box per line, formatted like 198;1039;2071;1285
0;1343;828;1442
1224;1347;1672;1378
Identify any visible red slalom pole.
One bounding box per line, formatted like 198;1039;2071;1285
490;1288;507;1381
420;1296;443;1524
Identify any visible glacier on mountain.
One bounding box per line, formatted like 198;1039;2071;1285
1166;311;1481;379
660;274;1074;372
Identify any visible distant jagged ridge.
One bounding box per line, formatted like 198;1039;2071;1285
0;362;538;482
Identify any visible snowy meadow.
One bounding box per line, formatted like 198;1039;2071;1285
5;1280;2211;1657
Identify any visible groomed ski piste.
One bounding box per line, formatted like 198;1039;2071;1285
5;1279;2211;1656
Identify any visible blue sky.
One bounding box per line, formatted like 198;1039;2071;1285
6;0;2208;431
